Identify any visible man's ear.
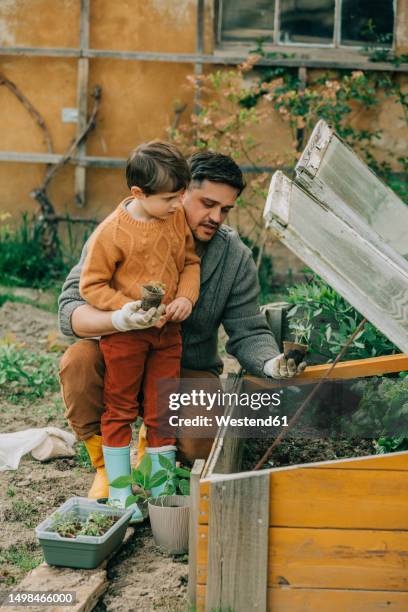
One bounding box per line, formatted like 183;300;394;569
130;186;145;198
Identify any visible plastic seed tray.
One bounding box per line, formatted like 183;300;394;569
35;497;133;569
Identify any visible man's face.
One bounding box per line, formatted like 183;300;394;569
182;180;239;242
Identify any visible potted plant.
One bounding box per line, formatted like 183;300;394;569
35;497;134;569
140;281;166;310
285;306;312;364
111;453;191;554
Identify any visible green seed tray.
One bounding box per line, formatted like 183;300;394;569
35;497;133;569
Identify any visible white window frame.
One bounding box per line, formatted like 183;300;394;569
216;0;397;52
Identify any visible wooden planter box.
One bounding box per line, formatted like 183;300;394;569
188;354;408;612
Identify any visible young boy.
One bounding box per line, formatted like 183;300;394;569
79;141;200;520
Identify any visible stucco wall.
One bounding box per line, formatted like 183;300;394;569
0;0;406;280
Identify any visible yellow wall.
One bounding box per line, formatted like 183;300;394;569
0;0;202;222
0;0;407;278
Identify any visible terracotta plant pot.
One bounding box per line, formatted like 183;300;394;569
283;340;308;366
140;283;165;310
148;495;190;554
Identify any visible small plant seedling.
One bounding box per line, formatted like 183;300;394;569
0;343;59;401
286;306;313;346
110;453;191;510
50;511;117;538
140;281;166;310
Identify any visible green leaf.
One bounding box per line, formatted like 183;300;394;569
138;454;152;479
164;482;176;496
149;470;168;488
110;475;131;488
179;479;190;496
131;469;145;488
175;467;191;479
158;454;175;471
125;494;141;508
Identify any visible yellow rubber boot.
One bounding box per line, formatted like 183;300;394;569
84;434;109;499
135;423;148;467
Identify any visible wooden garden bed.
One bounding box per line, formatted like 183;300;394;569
189;354;408;612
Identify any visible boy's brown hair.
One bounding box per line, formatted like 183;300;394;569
126;140;190;195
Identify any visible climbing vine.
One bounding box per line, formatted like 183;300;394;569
169;48;408;249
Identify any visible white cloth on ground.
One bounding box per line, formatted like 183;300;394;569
0;427;76;471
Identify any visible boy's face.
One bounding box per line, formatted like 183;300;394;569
132;187;185;219
182;180;239;242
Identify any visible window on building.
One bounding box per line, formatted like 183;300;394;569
280;0;335;45
218;0;394;48
341;0;394;47
220;0;275;42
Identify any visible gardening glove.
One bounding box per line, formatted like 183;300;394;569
111;301;166;332
263;354;307;380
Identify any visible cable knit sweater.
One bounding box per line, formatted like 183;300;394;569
79;197;200;310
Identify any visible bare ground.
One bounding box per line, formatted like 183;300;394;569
0;301;195;610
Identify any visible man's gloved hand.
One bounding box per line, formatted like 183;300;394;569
263;354;307;379
111;301;166;332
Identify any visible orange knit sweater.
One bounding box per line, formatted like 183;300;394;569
80;197;200;311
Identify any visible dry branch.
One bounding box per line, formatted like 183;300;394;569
0;73;54;154
40;85;102;191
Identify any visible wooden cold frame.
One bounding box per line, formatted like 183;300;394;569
296;119;408;261
193;352;408;611
264;171;408;355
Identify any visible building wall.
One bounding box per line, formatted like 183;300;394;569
0;0;407;279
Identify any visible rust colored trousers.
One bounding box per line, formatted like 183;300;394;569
59;337;217;464
99;324;181;447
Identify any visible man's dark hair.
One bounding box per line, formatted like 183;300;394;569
189;152;246;196
126;140;191;194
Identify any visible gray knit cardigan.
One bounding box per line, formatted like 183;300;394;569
58;225;279;377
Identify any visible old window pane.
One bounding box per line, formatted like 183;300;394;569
221;0;275;42
280;0;335;45
341;0;394;46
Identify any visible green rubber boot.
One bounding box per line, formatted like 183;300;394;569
103;444;143;524
146;445;177;497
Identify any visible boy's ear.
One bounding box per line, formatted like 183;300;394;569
130;186;145;198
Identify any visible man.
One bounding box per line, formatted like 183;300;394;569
58;151;305;499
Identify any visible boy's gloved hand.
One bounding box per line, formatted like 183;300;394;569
111;301;166;332
263;354;307;379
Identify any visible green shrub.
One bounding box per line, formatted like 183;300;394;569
0;343;59;400
341;375;408;444
0;213;68;287
286;276;398;361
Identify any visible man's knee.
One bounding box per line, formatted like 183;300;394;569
176;368;219;465
177;438;214;466
60;340;105;440
60;340;104;392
